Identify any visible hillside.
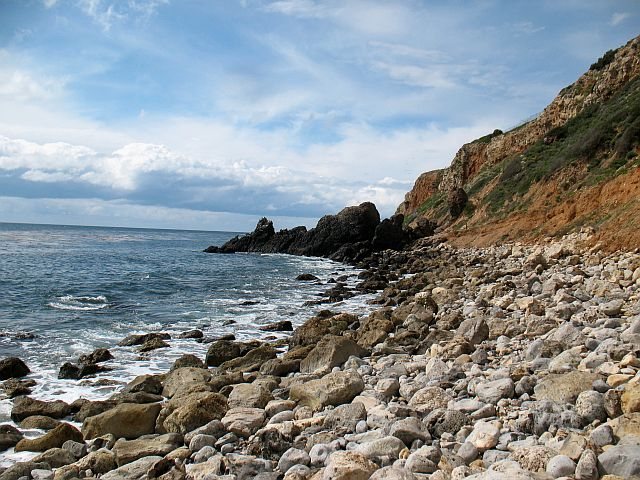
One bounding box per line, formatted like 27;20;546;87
399;35;640;251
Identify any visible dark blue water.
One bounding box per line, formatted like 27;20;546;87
0;223;370;418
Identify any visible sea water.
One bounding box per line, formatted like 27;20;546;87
0;222;374;451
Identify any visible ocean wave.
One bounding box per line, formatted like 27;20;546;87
48;295;109;311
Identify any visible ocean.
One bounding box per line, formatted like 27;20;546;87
0;223;372;441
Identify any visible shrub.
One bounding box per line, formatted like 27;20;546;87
589;48;618;71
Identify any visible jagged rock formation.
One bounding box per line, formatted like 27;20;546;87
205;202;408;262
398;34;640;250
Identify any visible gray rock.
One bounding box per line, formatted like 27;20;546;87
389;417;430;445
370;466;418;479
476;378;515;404
405;445;441;474
598;444;640;477
112;433;182;466
575;449;598;480
575;390;606;424
289;370;365;411
457;442;478;464
546;455;575;478
589;424;613;448
101;455;162;480
456;317;489;345
309;443;336;467
534;371;599;404
61;440;86;459
323;402;367;432
193;445;217;463
30;470;53;480
277;447;310;473
354;436;406;465
466;421;500;451
189;434;217;452
299;335;367;374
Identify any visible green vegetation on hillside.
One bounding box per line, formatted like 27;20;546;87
479;76;640;212
589;48;619;71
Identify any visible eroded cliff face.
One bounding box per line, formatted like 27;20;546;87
397;170;443;215
403;35;640;216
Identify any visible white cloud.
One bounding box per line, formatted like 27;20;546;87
610;12;630;26
43;0;59;7
263;0;329;18
77;0;168;30
0;68;66;102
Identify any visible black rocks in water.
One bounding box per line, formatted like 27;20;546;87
204;202;413;263
78;348;113;365
259;320;293;332
0;357;30;380
118;332;170;347
296;273;319;281
58;362;110;380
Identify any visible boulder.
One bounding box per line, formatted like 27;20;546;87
161;367;212;398
58;362;107;379
323;451;378;480
171;354;205;370
123;374;163;395
228;383;273;409
118;332;169;347
300;335;367;374
219;344;278;372
0;357;30;380
372;214;405;251
622;382;640;414
163;392;228;434
259;320;293;332
0;462;50;480
19;416;61;430
78;348;113;364
354;436;406;465
33;448;76;468
533;371;600;404
112;433;182;466
82;402;162;440
476;378;515;404
598;444;640;477
100;455;163;480
466;421;500;452
289;371;364;411
289;312;356;348
138;337;169;352
2;378;35;397
221;407;266;438
205;339;241;367
11;397;71;422
456;317;489;345
408;386;453;413
74;448;117;474
14;423;83;452
323;402;367;432
0;424;23;451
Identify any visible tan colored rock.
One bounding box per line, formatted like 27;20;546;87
221;407;266;437
621;382;640;414
408;386;453;413
322;451;378;480
534;371;600;404
161;367;212;398
74;448;117;474
14;423;83;452
300;336;367;374
289;371;364;411
607;374;633;387
112;433;182;466
82;403;161;440
163;392;227;434
228;383;273;409
608;412;640;439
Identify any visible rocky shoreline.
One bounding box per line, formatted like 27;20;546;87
2;229;640;480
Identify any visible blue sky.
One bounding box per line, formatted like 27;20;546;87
0;0;638;231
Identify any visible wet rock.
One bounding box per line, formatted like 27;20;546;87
123;374;163;395
19;416;61;430
289;311;355;348
14;423;83;452
260;320;294;331
219;344;278;372
82;402;162;440
170;354;205;370
11;397;71;422
78;348;113;365
2;378;35;398
205;339;241;367
161;367;212;398
0;357;30;380
0;424;23;451
0;462;50;480
138;337;169;352
176;329;203;339
118;332;169;347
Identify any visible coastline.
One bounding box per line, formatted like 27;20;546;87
1;229;639;479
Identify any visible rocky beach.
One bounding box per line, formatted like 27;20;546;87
2;225;640;480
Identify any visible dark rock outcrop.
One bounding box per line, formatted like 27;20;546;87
205;202;409;262
0;357;30;380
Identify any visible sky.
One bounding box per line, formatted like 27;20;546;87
0;1;638;231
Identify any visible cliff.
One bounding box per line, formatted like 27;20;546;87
399;34;640;250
